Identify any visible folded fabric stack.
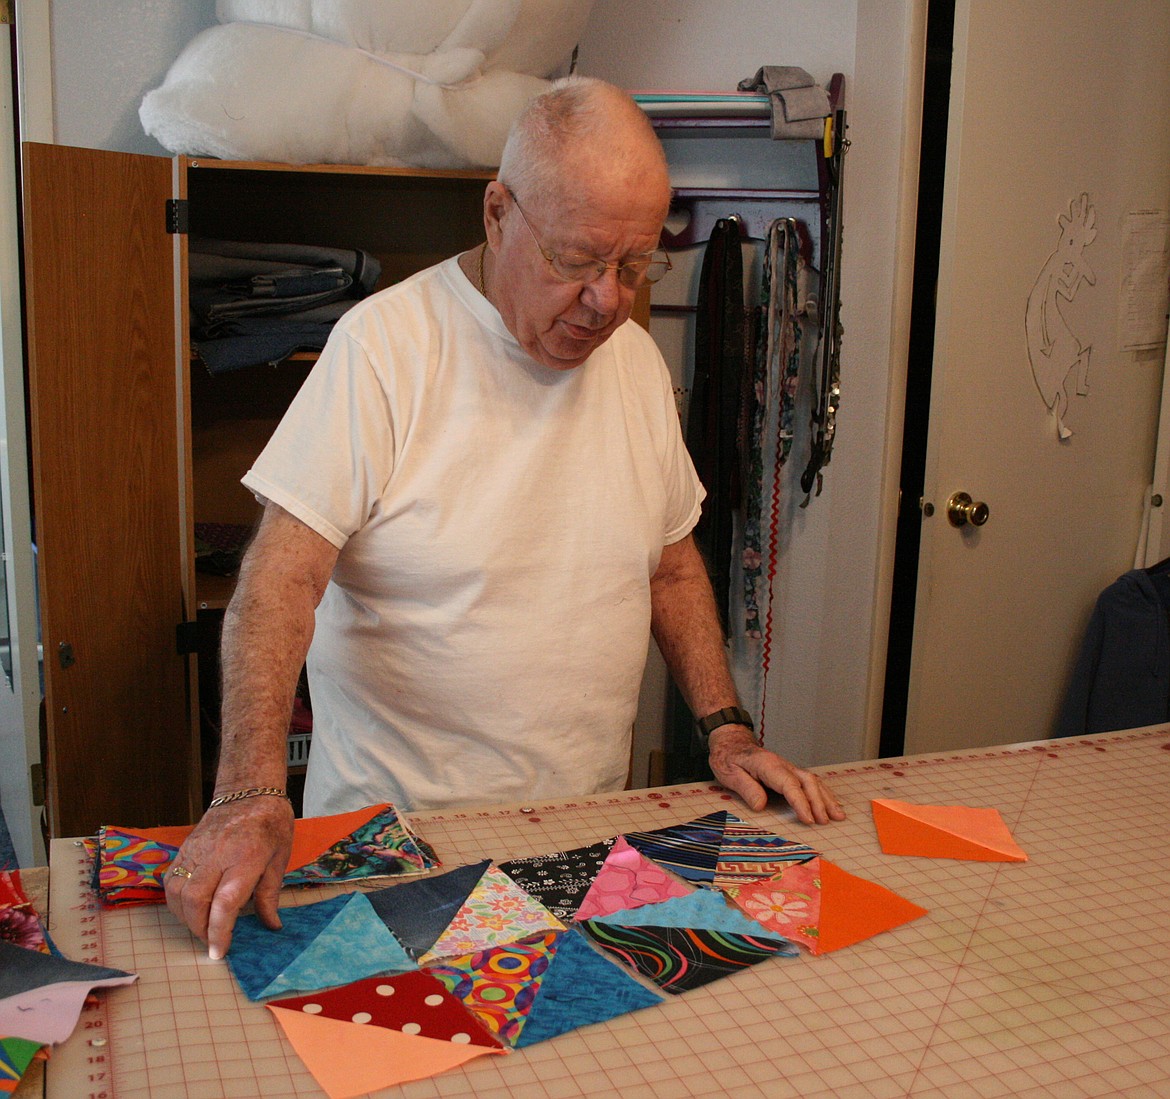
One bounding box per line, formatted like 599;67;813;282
737;65;832;139
190;237;381;374
91;803;438;907
1;870;137;1094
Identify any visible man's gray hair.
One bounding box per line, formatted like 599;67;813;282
498;76;665;202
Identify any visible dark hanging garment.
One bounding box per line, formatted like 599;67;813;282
1055;568;1170;737
667;218;748;783
687;216;745;630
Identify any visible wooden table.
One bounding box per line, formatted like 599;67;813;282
40;727;1170;1098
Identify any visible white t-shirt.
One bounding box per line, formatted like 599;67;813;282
244;256;703;813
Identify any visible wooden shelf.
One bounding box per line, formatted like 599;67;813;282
183;157;495;182
195;571;236;611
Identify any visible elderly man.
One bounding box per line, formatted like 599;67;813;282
167;77;843;959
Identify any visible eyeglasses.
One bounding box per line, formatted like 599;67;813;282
506;188;672;289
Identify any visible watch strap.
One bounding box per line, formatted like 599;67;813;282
695;706;754;743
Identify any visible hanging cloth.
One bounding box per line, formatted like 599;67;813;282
667;217;747;783
686;216;746;630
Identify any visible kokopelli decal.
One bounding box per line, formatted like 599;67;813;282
1026;193;1096;439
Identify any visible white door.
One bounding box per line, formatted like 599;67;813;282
0;19;45;866
904;0;1170;754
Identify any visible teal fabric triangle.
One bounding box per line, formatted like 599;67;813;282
227;893;351;1000
260;893;417;999
593;888;774;935
515;928;663;1048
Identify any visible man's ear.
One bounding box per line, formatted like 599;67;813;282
483;181;509;249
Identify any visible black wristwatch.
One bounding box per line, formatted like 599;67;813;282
694;706;754;745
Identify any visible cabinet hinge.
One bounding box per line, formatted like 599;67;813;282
30;762;45;807
176;620;201;654
166;198;189;235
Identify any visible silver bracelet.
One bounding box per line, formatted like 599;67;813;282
207;786;291;810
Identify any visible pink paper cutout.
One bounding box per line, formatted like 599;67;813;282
575;836;692;921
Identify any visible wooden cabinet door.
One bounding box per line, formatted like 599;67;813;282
23;142;198;836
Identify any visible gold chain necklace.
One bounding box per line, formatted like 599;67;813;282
477;241;488;297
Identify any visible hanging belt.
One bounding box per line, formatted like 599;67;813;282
800;110;847;503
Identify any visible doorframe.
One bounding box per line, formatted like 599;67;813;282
0;0;52;866
878;0;956;757
14;0;52;143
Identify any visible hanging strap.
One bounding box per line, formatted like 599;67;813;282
742;218;801;638
737;219;804;745
800;112;847;503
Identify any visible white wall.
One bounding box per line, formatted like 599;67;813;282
36;0;926;776
50;0;216;155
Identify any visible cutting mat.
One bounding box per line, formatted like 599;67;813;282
45;728;1170;1098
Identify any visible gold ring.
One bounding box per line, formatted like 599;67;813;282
170;865;193;880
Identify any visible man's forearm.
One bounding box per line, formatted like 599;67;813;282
214;505;338;795
649;534;743;722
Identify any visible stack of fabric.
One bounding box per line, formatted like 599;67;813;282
190;237;381;374
0;871;137;1094
90;804;437;907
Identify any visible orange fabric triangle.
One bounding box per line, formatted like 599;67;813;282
268;1004;504;1099
283;804;389;873
815;858;927;953
121;805;390;874
871;799;1027;862
123;823;196;847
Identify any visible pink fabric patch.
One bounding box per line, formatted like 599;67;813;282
730;858;822;952
574;836;692;921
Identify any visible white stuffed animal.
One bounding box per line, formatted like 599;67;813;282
140;0;596;169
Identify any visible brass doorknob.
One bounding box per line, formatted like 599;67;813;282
947;491;990;528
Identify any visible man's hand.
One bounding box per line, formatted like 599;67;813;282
164;796;295;960
707;726;845;824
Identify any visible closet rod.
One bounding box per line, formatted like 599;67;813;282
672;186;819;201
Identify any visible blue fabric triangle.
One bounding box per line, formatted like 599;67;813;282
226;893;351;1000
366;859;491;958
259;893;416;999
593;888;774;935
515;928;663;1048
